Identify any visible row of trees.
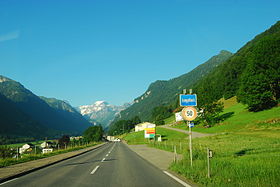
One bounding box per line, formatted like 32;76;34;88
108;116;141;135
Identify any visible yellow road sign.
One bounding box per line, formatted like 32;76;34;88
181;106;197;121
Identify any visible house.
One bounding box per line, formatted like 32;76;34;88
42;148;53;154
70;136;83;141
135;122;156;132
40;141;54;149
106;136;115;141
175;112;184;122
19;143;34;154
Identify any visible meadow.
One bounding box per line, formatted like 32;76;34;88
123;98;280;186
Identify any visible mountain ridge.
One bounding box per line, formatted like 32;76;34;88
0;75;92;143
112;50;233;123
78;101;131;129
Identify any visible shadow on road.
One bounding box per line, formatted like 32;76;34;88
62;159;117;166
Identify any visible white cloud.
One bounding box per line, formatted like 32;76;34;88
0;30;20;42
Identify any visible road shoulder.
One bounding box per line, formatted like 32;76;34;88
125;143;197;187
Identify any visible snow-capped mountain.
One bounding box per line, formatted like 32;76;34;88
78;101;130;129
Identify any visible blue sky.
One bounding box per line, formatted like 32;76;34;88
0;0;279;106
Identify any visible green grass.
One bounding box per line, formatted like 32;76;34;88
126;99;280;186
165;99;280;186
164;115;176;124
173;103;280;134
123;127;187;145
170;128;280;186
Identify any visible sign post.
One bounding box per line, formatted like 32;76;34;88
207;148;213;178
144;124;156;139
180;89;197;167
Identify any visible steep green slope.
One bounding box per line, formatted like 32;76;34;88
40;96;92;129
0;93;52;144
195;21;280;111
116;50;232;122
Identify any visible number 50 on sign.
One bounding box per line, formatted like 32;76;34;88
181;106;197;121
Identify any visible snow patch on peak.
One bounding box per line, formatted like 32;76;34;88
78;101;132;128
94;101;106;106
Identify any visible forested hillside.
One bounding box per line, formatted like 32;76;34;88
0;93;53;144
114;50;232;122
0;76;92;144
194;21;280;112
40;96;92;130
109;21;280;135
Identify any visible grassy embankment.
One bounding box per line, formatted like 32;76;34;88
124;97;280;186
172;97;280;186
0;142;100;168
123;127;188;153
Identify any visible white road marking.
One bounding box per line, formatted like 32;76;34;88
108;143;116;153
106;154;109;157
163;171;192;187
90;165;100;175
101;158;106;162
0;178;18;186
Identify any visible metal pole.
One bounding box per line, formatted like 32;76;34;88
207;148;210;178
189;121;193;166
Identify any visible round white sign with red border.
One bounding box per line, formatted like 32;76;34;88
181;106;197;121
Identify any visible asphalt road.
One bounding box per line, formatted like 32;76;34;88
1;142;185;187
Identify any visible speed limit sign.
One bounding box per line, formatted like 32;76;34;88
181;106;197;121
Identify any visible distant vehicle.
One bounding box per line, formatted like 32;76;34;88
114;138;121;142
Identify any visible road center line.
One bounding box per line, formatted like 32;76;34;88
90;165;100;175
106;154;109;157
101;158;106;162
163;171;191;187
0;178;18;186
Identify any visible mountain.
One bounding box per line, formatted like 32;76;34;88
78;101;130;129
0;75;92;143
113;50;233;122
194;21;280;111
40;96;92;129
0;92;54;144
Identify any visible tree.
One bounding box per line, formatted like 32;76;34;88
108;116;142;135
83;126;103;142
58;135;70;147
237;35;280;111
0;146;16;158
197;101;224;127
151;106;173;125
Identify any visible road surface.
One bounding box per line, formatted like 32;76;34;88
1;142;185;187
